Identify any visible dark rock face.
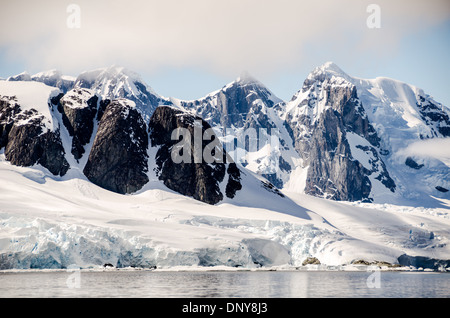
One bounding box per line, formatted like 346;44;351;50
435;186;449;193
0;96;69;176
416;95;450;138
405;157;424;170
180;76;280;129
0;96;21;148
5;122;69;176
304;108;372;201
180;77;291;190
302;257;321;266
225;163;242;199
149;106;242;205
59;89;99;160
287;75;395;201
83;99;149;194
397;254;450;270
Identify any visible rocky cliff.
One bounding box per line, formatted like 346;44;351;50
83;99;149;194
149;106;242;204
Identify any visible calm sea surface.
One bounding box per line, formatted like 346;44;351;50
0;270;449;298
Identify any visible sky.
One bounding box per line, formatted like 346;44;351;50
0;0;449;105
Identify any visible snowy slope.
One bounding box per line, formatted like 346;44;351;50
352;75;450;204
283;62;450;205
0;81;61;132
31;70;75;93
1;155;449;270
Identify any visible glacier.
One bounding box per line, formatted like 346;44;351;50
1;156;449;270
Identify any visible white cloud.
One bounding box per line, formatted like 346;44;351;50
398;138;450;167
0;0;449;77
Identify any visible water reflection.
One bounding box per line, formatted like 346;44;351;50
0;270;449;298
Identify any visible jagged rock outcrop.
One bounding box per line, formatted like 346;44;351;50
179;73;295;189
83;99;149;194
0;94;69;176
149;106;242;204
405;157;424;170
73;66;171;124
304;107;373;201
285;62;395;201
180;72;281;128
58;88;99;160
416;94;450;138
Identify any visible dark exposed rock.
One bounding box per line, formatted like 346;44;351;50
405;157;424;170
351;259;399;267
416;95;450;137
397;254;450;270
5;122;69;176
179;75;292;189
304;108;373;201
225;163;242;199
351;259;371;265
261;180;284;197
59;88;99;160
180;75;280;129
287;72;395;202
149;106;242;205
0;96;69;176
83;99;149;194
435;186;449;193
96;99;111;121
302;257;321;265
0;96;21;148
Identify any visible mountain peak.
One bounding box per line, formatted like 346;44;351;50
300;62;353;91
32;69;61;78
6;71;31;82
236;70;259;85
310;61;349;79
321;61;343;71
102;65;132;76
78;65;139;82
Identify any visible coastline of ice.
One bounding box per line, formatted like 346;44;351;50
1;157;449;271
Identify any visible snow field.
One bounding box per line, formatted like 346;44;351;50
1;157;449;270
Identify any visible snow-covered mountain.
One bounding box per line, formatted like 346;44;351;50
0;72;291;206
7;70;75;93
2;63;449;205
282;62;450;205
175;73;300;189
73;66;172;125
1;63;450;270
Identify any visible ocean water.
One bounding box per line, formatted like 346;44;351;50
0;270;449;298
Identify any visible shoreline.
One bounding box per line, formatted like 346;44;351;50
1;264;448;273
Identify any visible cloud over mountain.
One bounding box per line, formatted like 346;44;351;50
1;0;449;78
